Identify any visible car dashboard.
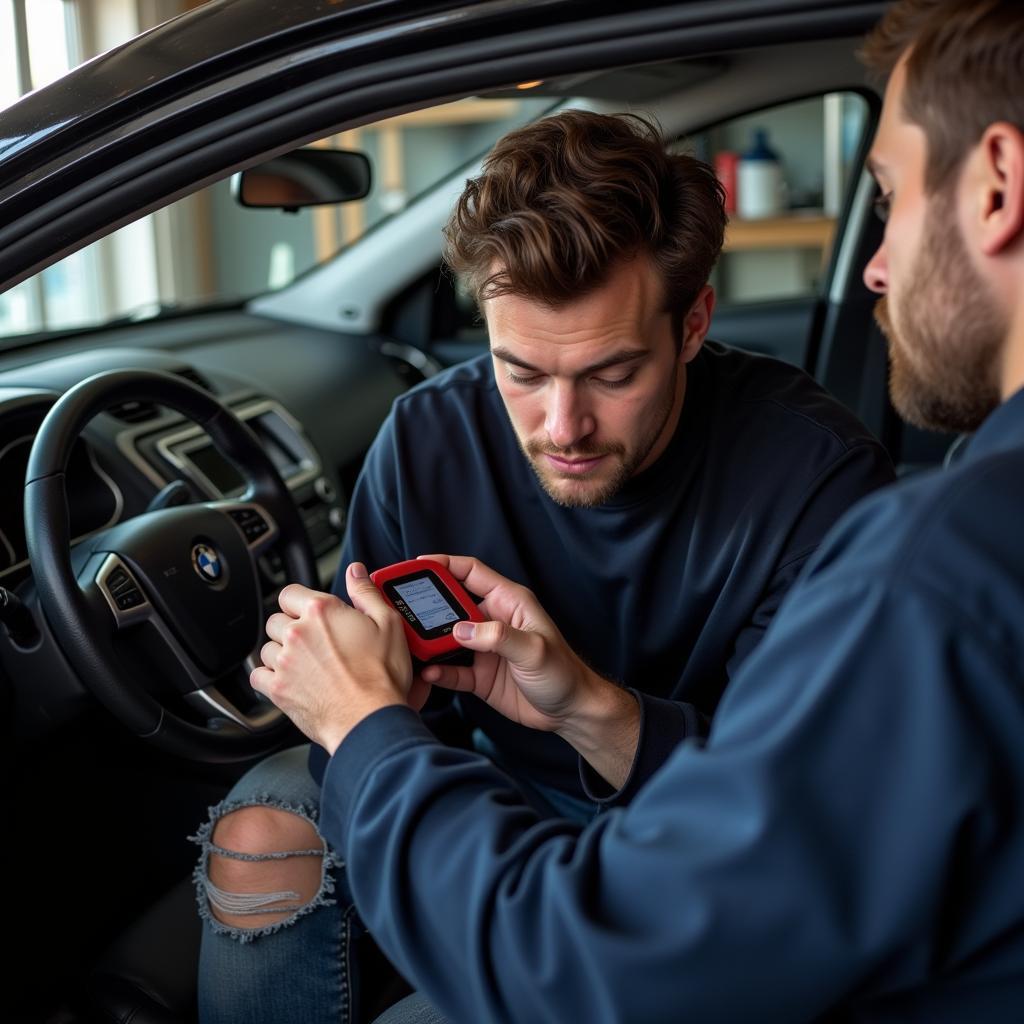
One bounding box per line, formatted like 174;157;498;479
0;309;418;742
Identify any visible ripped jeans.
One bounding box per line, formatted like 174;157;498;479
188;743;360;1023
189;739;597;1024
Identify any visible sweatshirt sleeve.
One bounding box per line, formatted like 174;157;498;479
577;689;697;806
318;565;1008;1023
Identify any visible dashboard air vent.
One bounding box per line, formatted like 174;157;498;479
108;399;159;424
107;367;217;423
177;367;216;394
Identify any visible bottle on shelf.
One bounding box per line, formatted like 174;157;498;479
737;128;784;220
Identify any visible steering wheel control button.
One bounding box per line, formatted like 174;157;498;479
314;476;337;503
106;568;146;610
106;566;132;592
95;555;151;626
227;507;271;545
192;543;225;584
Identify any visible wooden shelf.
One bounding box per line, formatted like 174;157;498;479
724;214;836;252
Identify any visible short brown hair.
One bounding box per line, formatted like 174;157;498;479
861;0;1024;191
443;110;726;325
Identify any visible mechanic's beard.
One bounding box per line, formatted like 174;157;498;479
875;194;1005;434
520;362;680;509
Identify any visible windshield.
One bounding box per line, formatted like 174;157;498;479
0;96;552;347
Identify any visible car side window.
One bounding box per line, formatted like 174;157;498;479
0;96;553;345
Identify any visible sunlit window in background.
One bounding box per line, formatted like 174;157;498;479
25;0;77;88
0;0;88;338
0;2;21;109
0;1;39;339
0;0;551;345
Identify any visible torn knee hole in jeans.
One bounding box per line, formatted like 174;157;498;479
187;795;343;944
205;844;323;917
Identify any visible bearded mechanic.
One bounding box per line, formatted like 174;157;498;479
192;111;894;1022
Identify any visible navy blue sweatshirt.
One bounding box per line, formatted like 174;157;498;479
310;342;894;801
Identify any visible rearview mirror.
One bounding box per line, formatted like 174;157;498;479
232;149;372;211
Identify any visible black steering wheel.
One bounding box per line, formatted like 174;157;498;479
24;369;319;762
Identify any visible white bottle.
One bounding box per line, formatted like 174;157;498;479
737;128;783;219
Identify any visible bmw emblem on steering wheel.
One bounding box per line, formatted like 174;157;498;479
191;543;224;584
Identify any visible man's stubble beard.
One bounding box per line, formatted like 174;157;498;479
518;359;681;509
875;190;1005;434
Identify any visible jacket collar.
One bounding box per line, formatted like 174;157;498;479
963;384;1024;463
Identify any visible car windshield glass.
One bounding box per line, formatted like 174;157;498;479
0;96;553;347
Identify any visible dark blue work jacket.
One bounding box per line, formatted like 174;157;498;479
320;386;1024;1022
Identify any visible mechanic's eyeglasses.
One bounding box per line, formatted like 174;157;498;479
872;191;893;224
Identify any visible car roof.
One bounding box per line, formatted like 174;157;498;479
0;0;886;294
0;0;462;175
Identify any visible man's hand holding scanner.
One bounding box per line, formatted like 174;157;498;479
415;554;641;790
253;555;641;788
249;563;412;756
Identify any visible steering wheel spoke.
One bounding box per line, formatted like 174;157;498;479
84;550;217;691
87;553;278;733
186;676;282;734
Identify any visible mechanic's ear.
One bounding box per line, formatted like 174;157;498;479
973;122;1024;257
678;284;715;364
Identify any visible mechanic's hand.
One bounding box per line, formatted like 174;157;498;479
418;554;607;735
250;563;413;755
420;555;640;787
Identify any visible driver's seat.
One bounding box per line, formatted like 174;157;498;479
83;877;200;1023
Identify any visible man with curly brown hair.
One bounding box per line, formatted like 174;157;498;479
193;110;894;1023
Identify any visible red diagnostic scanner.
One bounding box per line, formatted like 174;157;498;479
370;559;485;665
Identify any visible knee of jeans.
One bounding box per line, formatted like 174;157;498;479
187;794;343;945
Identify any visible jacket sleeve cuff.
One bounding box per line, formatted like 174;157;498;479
308;741;328;786
319;705;437;848
578;689;697;808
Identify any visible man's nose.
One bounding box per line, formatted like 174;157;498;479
545;381;595;450
863;240;888;294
